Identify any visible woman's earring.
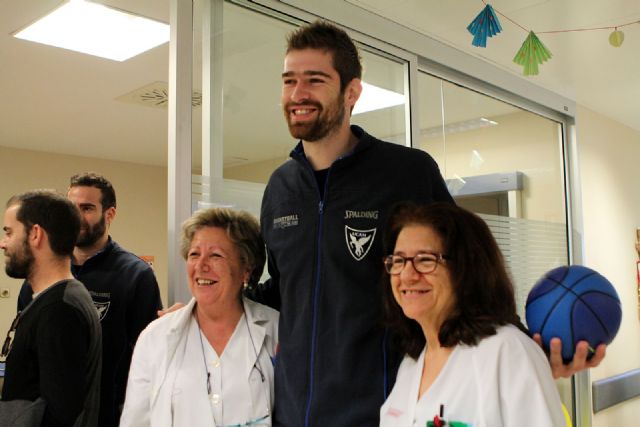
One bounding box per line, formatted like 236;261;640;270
243;281;248;289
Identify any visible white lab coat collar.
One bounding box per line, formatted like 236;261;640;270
241;297;274;366
148;297;274;427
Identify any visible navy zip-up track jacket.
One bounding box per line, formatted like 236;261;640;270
259;125;453;426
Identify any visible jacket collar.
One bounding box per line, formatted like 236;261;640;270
161;297;271;372
151;297;271;408
71;236;116;271
149;298;197;408
241;298;271;367
290;125;374;166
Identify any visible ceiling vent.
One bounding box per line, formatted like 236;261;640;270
116;81;201;108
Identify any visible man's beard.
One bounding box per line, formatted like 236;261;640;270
5;236;35;279
76;213;107;248
285;93;346;142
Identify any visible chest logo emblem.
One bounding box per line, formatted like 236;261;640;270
273;214;299;229
345;226;376;261
93;301;110;321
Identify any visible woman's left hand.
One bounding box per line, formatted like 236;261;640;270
533;334;607;379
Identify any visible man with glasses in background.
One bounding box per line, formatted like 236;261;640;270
0;190;101;426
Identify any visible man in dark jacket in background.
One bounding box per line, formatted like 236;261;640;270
17;173;162;427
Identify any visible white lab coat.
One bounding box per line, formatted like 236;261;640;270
379;325;565;427
120;297;278;427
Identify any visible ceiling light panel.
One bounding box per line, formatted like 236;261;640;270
13;0;169;62
353;82;405;115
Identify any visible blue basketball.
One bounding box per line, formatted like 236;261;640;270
525;265;622;363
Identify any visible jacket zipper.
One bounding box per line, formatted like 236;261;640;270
304;164;331;427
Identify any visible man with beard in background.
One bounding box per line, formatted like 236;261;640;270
1;190;101;426
17;172;162;427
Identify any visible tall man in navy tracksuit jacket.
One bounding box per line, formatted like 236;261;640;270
254;21;605;427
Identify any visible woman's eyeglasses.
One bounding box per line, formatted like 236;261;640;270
1;311;20;360
383;253;449;275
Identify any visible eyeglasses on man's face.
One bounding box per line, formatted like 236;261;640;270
1;311;20;360
383;253;449;275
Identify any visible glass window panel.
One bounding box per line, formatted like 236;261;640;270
418;71;568;312
192;1;295;189
218;5;294;184
351;50;406;145
417;69;572;415
193;1;410;217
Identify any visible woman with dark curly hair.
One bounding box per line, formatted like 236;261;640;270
379;202;564;427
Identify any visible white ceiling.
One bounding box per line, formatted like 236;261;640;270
1;0;638;169
351;0;640;131
1;0;171;166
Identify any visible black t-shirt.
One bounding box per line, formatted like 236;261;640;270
16;238;162;427
314;168;329;199
3;279;102;427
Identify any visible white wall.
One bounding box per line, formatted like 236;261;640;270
422;110;566;223
0;146;168;337
576;105;640;425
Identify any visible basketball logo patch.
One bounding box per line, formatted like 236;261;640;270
89;291;112;322
345;226;376;261
94;301;110;321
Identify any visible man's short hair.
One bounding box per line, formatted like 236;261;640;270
70;172;117;210
7;190;81;257
287;20;362;92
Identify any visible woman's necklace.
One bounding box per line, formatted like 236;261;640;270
195;312;212;395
